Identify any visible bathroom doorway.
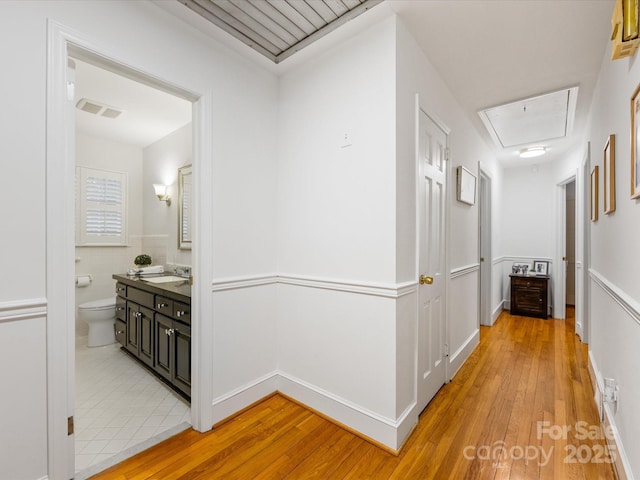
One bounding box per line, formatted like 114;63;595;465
71;56;193;477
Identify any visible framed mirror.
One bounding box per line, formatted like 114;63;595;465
178;164;192;250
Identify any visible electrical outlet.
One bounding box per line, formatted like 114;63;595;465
603;378;618;404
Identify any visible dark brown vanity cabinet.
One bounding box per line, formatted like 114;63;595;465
509;274;550;319
113;276;191;399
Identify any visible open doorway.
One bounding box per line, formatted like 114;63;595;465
71;56;194;477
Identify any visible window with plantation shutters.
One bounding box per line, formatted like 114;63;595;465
76;166;127;246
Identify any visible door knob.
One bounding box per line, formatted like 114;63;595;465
419;275;434;285
480;257;485;262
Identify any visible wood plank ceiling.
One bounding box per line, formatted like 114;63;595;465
178;0;383;63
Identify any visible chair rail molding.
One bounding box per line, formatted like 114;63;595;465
0;298;47;323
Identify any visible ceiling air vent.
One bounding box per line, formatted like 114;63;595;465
76;98;123;119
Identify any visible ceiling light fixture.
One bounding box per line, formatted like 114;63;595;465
519;146;547;158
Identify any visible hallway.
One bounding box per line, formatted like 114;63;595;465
90;309;616;479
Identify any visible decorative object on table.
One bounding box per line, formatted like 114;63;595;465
134;254;152;267
591;166;599;222
511;262;532;275
603;134;616;214
631;81;640;198
533;261;549;276
456;166;476;205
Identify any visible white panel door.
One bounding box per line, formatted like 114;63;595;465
417;109;447;413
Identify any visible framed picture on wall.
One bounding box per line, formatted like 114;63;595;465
456;166;476;205
591;165;599;222
631;82;640;199
604;134;616;214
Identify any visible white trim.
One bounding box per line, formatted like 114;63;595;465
450;263;480;279
47;20;78;480
0;298;47;323
589;269;640;327
448;329;480;379
208;370;418;451
496;255;553;263
492;300;505;323
277;372;415;450
190;93;214;433
211;273;416;299
211;274;278;292
211;371;279;424
279;274;415;299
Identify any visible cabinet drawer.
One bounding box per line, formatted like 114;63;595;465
173;301;190;324
115;297;126;321
155;295;174;316
511;276;545;288
114;319;126;347
115;282;127;297
127;287;154;309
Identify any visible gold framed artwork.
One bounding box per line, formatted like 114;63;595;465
631;82;640;198
591;166;599;222
604;135;616;214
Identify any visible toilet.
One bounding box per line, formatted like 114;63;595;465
78;297;117;347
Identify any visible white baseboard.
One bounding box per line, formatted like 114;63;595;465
211;371;279;424
588;351;633;480
277;372;416;451
448;329;479;379
209;369;419;451
492;301;505;324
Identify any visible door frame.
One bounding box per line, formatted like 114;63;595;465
554;170;580;324
478;167;492;326
46;21;213;479
414;94;451;396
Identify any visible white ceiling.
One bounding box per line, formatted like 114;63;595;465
156;0;613;168
73;58;192;149
79;0;614;165
387;0;613;167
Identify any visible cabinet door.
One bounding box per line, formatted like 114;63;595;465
173;322;191;397
125;302;139;356
154;314;172;382
139;306;154;367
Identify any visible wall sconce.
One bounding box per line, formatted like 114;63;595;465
153;184;171;206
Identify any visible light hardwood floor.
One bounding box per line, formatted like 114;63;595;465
91;309;617;479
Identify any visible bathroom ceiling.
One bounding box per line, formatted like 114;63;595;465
178;0;383;63
158;0;613;167
73;58;192;148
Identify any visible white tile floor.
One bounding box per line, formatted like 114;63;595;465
75;335;190;474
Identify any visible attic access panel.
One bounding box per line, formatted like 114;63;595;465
178;0;383;63
479;87;579;148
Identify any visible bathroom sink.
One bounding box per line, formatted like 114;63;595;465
140;275;187;284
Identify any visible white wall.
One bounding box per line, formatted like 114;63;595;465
499;162;555;313
276;15;403;447
74;133;144;334
142;122;192;270
583;43;640;479
396;18;499;379
0;1;278;478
